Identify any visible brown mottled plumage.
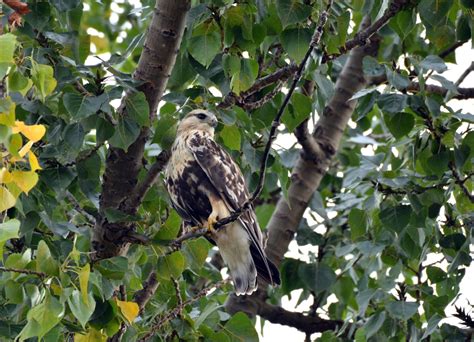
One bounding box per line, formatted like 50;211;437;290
164;109;280;295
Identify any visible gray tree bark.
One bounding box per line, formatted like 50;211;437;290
225;18;380;330
93;0;190;260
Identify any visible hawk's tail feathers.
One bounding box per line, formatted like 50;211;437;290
250;244;281;286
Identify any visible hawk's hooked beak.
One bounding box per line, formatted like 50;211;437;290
210;117;218;128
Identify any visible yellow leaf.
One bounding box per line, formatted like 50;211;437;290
0;168;13;184
74;328;107;342
79;264;90;305
0;186;16;212
11;170;38;194
28;151;42;171
12;121;46;142
116;299;139;324
18;140;33;158
50;283;62;296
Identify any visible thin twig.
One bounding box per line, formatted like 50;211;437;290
450;163;474;203
138;279;228;342
0;266;46;278
218;64;298;109
66;191;97;223
455;61;474;88
323;0;409;62
439;41;466;59
123;150;171;213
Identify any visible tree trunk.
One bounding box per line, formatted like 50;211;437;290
93;0;190;260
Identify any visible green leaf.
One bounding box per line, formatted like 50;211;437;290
439;233;466;251
0;219;20;258
17;293;64;341
40;167;76;194
67;290;96;328
389;9;416;40
63;122;85;150
379;205;412;231
153;210;181;242
31;63;57;102
348;208;367;240
426;266;447;283
386;301;419;320
298;263;336;293
280;28;311;63
365;312;386;338
125;91;150;127
222;54;241;77
276;0;311;28
108;117;141;152
8;70;33;96
223;312;258;342
0;33;17;78
230;59;258;93
419;55;448;73
296;224;324;246
377;94;407;114
63;93;103;120
385;112;415;139
5;280;24;304
36;240;59;276
156;251;185;280
103;208;140;223
418;0;452;28
182;237;211;270
220;125;241;150
280;258;305;294
426;152;449;177
421;314;443;339
282;93;312;132
96;256;129;280
188;31;221;67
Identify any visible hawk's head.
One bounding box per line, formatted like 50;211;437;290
177;109;218;136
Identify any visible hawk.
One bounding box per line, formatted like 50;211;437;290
164;109;280;295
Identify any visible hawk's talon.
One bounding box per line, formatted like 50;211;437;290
207;215;218;234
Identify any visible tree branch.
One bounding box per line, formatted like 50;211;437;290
93;0;190;260
295;81;322;160
455;61;474;88
323;0;408;62
225;13;379;330
0;266;46;278
225;294;342;335
406;82;474;100
218;64;298;109
137;280;228;342
122;150;171;213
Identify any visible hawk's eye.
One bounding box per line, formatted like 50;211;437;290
196;113;207;120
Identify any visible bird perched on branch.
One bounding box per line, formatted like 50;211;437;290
164;109;280;295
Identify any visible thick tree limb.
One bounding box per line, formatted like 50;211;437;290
264;18;379;268
225;294;342;335
93;0;190;260
225;16;379;333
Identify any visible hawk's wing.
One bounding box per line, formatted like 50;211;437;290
187;133;273;280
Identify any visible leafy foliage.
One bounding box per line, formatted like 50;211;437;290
0;0;473;341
